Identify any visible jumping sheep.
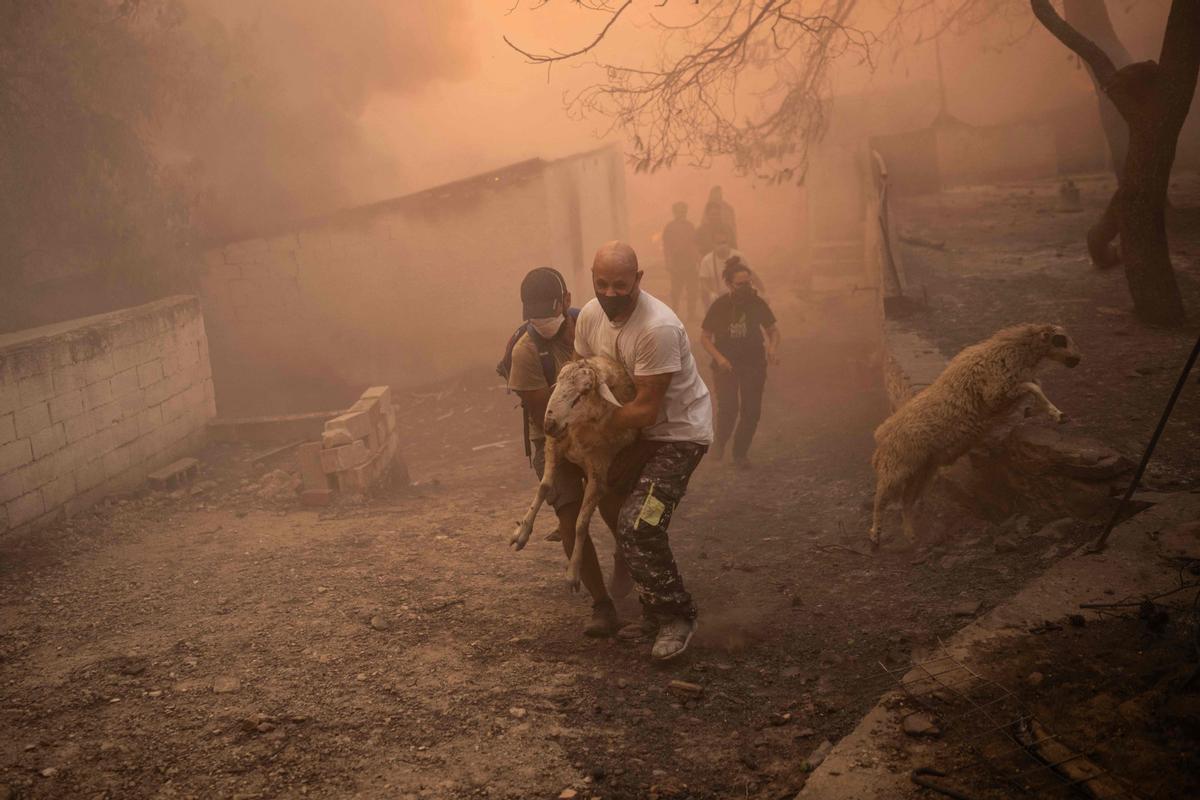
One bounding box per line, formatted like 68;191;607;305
509;355;637;590
870;323;1082;549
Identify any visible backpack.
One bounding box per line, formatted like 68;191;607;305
496;308;580;461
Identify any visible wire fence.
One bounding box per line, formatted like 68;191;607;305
877;643;1143;800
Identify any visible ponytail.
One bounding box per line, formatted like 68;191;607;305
722;256;750;284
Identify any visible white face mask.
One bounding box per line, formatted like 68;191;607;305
529;314;565;339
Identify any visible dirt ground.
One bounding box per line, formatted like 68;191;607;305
1;173;1198;799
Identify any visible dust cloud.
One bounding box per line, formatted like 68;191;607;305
165;0;478;240
349;0;1183;290
184;0;1189;410
82;0;1185;256
5;0;1188;362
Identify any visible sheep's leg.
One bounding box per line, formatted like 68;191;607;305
869;470;905;551
510;439;558;551
1016;381;1066;423
869;482;887;550
900;464;935;546
566;467;604;593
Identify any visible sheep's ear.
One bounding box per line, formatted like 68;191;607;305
597;381;624;408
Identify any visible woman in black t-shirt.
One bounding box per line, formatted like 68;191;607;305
700;257;780;467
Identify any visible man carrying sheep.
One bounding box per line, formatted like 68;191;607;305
578;241;713;661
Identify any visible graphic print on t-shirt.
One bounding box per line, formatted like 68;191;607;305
727;311;748;340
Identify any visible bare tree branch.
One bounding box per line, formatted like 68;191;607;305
561;0;873;179
1156;0;1200;130
503;0;634;63
503;0;996;181
1029;0;1117;85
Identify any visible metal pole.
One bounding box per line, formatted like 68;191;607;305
1089;331;1200;553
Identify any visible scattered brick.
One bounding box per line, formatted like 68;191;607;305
296;442;328;492
319;440;370;474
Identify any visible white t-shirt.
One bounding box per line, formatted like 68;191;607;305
575;291;713;444
699;248;746;296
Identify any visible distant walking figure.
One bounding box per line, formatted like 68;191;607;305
698;231;763;307
706;185;737;243
701;258;780;467
662;201;701;322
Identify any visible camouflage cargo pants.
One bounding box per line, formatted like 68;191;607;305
604;441;706;622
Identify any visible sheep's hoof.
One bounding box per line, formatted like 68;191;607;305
564;567;582;594
510;523;532;551
1055;412;1068;425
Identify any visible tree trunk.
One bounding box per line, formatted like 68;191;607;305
1116;0;1199;326
1063;0;1132;173
1118;105;1185;326
1087;191;1120;268
1031;0;1197;326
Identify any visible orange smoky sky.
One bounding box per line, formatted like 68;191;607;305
171;0;480;238
179;0;1180;241
369;0;1176;191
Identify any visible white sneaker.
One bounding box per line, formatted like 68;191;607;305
651;617;696;661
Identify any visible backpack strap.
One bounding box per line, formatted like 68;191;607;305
522;405;532;461
510;307;581;465
497;323;529;380
535;340;557;387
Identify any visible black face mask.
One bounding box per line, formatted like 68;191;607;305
732;285;755;301
597;291;635;321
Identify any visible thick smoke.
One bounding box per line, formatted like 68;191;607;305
168;0;477;240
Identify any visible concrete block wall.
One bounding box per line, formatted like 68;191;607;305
0;295;216;535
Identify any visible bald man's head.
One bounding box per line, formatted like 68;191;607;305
591;241;642;322
592;240;639;277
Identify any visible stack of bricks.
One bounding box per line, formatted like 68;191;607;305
296;386;403;506
0;296;216;535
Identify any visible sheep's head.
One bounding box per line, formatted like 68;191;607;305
1038;324;1082;368
544;359;623;439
